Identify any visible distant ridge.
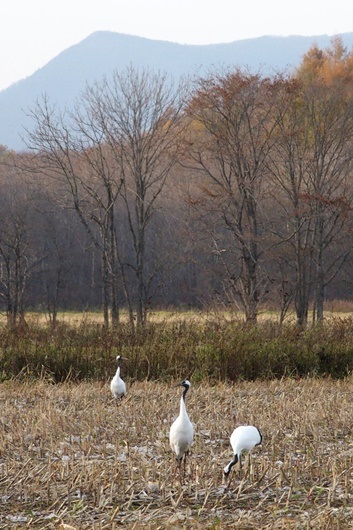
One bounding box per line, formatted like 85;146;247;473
2;31;353;151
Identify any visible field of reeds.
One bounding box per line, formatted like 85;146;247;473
1;315;353;528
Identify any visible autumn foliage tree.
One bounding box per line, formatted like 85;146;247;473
268;75;353;326
297;36;353;86
288;37;353;325
185;70;282;322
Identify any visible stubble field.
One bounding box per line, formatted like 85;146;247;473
1;377;353;529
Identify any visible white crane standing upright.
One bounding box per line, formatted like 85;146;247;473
224;425;262;478
110;355;127;400
169;379;194;477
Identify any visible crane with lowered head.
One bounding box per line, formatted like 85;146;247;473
224;425;262;478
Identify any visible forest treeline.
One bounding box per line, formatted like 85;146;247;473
1;37;353;329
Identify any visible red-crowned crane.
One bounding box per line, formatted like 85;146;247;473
224;425;262;477
110;355;127;400
169;379;194;479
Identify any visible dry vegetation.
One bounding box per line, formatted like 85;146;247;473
9;304;353;329
1;377;353;529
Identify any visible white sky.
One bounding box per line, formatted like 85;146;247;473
1;0;353;91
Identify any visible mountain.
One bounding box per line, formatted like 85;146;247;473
2;31;353;151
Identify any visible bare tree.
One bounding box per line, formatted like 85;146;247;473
26;67;187;328
87;67;188;327
25;95;124;327
35;191;84;327
185;70;281;322
269;78;353;326
0;161;45;326
305;81;353;322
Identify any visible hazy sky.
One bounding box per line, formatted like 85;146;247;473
1;0;353;91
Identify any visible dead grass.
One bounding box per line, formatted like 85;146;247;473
13;304;353;328
1;378;353;528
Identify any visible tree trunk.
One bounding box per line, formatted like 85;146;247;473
102;252;110;328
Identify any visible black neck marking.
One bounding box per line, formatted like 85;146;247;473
225;454;238;476
181;383;190;401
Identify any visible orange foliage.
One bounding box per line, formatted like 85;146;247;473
297;36;353;88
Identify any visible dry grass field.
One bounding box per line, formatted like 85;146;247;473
10;302;353;329
1;377;353;529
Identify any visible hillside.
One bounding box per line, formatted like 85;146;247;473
1;31;353;151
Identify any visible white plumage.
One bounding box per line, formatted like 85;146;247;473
169;379;194;466
224;425;262;477
110;355;126;399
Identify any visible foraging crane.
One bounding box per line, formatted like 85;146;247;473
224;425;262;477
169;379;194;472
110;355;127;400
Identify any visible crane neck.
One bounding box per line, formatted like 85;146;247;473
179;388;190;418
182;385;189;401
224;454;238;476
180;395;187;415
